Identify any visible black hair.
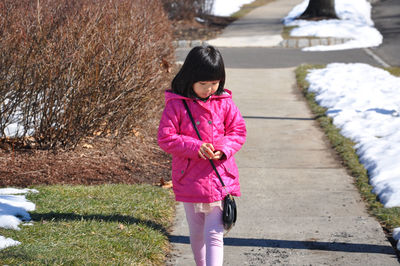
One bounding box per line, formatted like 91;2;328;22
171;45;226;98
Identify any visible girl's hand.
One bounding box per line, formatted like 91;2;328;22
199;143;215;160
198;143;224;160
212;151;224;160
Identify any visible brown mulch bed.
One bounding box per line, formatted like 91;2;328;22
171;15;236;40
0;128;171;187
0;15;233;188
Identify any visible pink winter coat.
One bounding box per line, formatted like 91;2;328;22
158;89;247;203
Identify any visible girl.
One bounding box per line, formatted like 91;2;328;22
158;45;246;266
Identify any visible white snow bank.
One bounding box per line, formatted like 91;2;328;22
0;236;21;250
0;188;38;250
283;0;382;51
306;63;400;208
306;63;400;249
393;228;400;250
0;188;39;195
211;0;254;16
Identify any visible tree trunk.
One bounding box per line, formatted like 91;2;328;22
298;0;338;20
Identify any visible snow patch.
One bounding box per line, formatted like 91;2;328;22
283;0;382;51
0;188;37;250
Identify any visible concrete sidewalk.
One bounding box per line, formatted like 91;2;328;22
168;67;398;265
167;0;399;265
208;0;301;47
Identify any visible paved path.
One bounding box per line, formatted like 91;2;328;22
371;0;400;67
176;47;379;69
207;0;298;47
168;0;399;265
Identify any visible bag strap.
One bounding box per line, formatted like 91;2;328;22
182;100;226;188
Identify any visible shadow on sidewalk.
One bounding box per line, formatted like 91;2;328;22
32;212;168;234
243;116;315;121
169;235;396;255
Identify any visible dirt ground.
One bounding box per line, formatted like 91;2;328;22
171;15;235;40
0;15;233;187
0;125;171;187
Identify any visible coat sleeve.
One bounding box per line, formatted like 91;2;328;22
158;100;203;159
214;99;247;160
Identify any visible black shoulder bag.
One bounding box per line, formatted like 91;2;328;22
182;100;237;231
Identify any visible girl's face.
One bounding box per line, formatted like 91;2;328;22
193;81;220;99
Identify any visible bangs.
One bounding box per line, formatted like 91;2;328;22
193;62;225;83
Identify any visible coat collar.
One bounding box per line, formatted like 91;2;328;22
164;89;232;105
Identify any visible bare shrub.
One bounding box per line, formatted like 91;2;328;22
162;0;215;20
0;0;173;149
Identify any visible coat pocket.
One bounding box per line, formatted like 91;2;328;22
172;157;190;182
222;157;239;179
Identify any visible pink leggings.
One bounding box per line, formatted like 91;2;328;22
183;202;224;266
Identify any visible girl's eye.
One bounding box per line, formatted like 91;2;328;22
198;81;219;86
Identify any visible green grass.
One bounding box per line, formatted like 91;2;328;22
281;26;298;40
295;64;400;232
0;184;175;265
384;67;400;77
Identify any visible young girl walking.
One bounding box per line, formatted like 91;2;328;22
158;45;246;266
